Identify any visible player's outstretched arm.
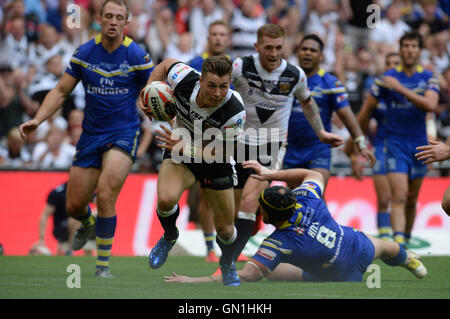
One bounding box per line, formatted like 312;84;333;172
19;73;79;139
242;160;324;188
300;97;343;147
164;259;269;283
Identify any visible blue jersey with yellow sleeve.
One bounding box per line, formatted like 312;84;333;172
253;180;374;282
65;34;154;134
370;65;439;141
287;69;349;147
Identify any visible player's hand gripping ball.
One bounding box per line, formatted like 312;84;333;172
142;81;177;122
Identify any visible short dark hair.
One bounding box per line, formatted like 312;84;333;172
100;0;129;19
201;55;233;78
299;34;324;52
399;31;423;49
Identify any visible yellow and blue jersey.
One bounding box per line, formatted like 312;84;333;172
370;65;439;141
189;52;232;72
65;34;154;134
253;180;375;282
188;52;210;72
287;68;349;147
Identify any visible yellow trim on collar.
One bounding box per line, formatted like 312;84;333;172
94;34;133;47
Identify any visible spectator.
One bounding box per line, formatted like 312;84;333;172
28;54;77;121
266;0;302;40
150;5;176;63
189;0;231;56
126;16;152;54
0;14;29;72
341;0;374;52
174;0;192;34
369;3;411;51
31;124;75;170
45;0;71;33
0;65;38;139
28;24;68;87
0;126;31;167
408;0;449;34
229;0;267;59
128;0;151;43
164;31;196;62
23;0;46;24
429;31;449;74
304;0;341;72
338;52;369;114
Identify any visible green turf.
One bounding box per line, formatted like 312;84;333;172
0;256;449;299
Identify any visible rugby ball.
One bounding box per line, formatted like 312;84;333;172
142;81;177;121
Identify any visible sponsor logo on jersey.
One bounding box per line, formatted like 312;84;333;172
279;82;290;93
256;247;276;261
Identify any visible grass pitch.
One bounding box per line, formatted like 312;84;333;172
1;255;449;300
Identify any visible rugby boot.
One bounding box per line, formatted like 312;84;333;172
72;223;96;251
220;262;240;286
95;267;113;278
149;233;178;269
403;252;427;279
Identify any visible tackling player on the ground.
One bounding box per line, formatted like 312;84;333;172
139;55;246;286
19;0;154;277
229;24;344;261
164;160;427;283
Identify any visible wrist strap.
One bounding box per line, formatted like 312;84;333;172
354;135;367;150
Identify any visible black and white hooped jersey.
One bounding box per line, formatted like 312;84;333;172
166;62;246;144
232;54;310;146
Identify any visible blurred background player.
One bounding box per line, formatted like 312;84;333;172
29;181;96;256
139;55;246;286
350;32;440;248
348;52;402;241
283;34;374;194
19;0;154;277
230;24;344;264
164;160;427;284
